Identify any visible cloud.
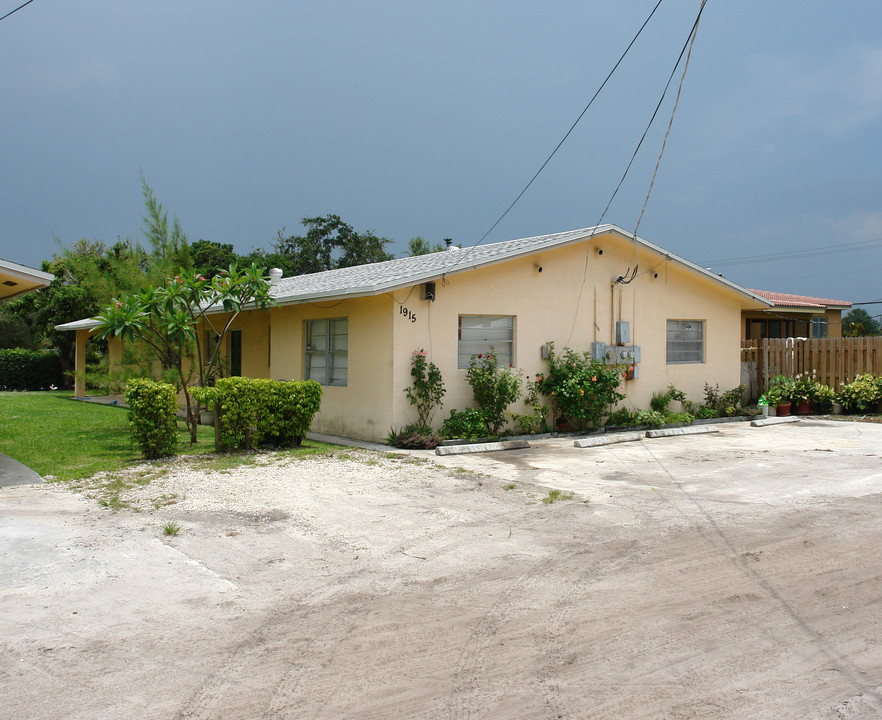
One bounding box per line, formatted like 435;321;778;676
744;44;882;136
830;210;882;242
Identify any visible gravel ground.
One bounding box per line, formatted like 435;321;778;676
3;421;882;719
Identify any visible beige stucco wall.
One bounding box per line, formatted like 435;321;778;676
385;234;748;436
157;231;755;442
259;294;395;440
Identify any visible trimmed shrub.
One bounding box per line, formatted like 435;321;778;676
193;377;323;451
0;348;63;391
124;378;179;459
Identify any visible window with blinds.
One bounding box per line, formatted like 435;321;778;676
458;315;514;368
666;320;704;364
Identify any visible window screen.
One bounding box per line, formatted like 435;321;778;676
458;315;514;368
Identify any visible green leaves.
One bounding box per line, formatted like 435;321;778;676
404;349;446;430
535;342;625;432
124;378;179;459
465;350;522;436
195;378;323;451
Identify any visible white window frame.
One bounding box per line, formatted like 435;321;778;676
666;320;704;364
810;316;828;339
305;317;348;386
458;315;514;369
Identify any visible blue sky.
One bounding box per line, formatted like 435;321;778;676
1;1;881;305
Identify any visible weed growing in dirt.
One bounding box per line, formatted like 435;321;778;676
504;483;517;490
163;522;182;536
542;489;574;504
152;493;179;509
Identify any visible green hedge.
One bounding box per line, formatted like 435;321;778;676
0;349;63;391
124;378;179;459
193;377;323;451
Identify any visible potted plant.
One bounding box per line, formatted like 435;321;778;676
790;372;817;415
766;385;790;417
815;383;835;414
768;375;794;416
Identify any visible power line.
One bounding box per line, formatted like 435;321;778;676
0;0;35;23
699;237;882;269
444;0;666;274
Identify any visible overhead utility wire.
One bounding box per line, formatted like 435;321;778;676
593;0;707;243
631;0;706;242
442;0;666;275
0;0;35;22
699;237;882;269
566;2;709;341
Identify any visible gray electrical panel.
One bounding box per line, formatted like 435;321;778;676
615;321;631;345
591;342;607;361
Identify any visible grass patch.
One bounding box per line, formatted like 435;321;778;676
0;391;217;481
542;489;574;505
504;483;517;491
163;521;182;536
0;391;338;482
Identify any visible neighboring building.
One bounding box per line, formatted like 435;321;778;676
60;224;771;442
0;258;53;300
743;290;852;340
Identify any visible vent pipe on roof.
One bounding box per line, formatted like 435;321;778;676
268;268;283;285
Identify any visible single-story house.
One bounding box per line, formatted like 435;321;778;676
60;224;771;442
742;290;851;340
0;258;53;300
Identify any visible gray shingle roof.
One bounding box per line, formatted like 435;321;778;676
269;223;769;306
55;223;770;331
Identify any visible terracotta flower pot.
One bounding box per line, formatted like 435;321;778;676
776;402;791;417
794;399;811;415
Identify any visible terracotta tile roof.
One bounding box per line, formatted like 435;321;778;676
748;289;851;309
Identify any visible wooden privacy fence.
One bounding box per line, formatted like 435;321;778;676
741;337;882;392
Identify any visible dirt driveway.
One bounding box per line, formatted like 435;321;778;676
2;419;882;719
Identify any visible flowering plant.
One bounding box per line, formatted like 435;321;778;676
466;349;522;435
535;341;624;431
404;349;446;431
790;372;820;403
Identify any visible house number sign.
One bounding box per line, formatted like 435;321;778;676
399;305;417;323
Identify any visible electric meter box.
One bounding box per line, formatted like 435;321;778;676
615;321;631;345
609;345;641;364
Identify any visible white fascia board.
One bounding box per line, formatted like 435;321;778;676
0;258;54;284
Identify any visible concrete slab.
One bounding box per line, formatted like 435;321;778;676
0;452;42;487
435;439;530;456
751;416;801;427
574;432;643;448
645;425;721;439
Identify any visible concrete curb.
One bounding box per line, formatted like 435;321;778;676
574;432;643;448
645;425;721;439
750;416;801;427
435;439;530;456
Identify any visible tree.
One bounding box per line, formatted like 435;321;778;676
842;308;881;337
272;214;394;275
407;236;447;256
189;239;240;279
96;264;276;443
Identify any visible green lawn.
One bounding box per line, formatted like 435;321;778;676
0;391;222;480
1;391;341;482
